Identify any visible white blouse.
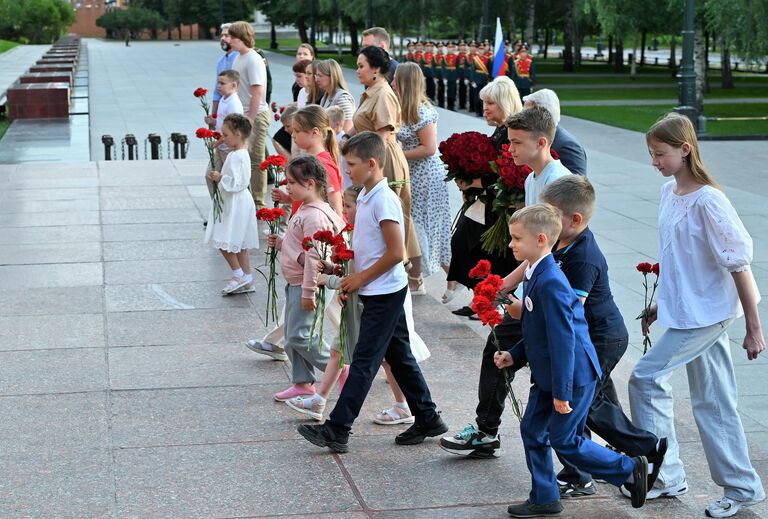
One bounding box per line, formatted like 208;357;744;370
656;181;757;329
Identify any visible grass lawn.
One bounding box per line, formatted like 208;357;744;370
562;103;768;136
0;39;19;54
0;117;10;142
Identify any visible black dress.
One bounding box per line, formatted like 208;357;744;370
292;81;301;102
447;125;520;288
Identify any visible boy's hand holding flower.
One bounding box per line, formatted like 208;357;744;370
554;399;572;414
340;272;365;294
494;351;513;369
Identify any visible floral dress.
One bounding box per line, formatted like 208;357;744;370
396;103;452;276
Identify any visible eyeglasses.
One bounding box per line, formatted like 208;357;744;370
313;73;326;78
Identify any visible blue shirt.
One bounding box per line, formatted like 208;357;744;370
213;51;239;103
552;228;627;342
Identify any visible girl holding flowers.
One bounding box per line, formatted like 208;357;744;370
204;114;260;295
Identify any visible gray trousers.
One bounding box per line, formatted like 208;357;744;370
284;284;330;384
629;318;765;502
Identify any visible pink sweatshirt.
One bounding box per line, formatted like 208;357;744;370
276;201;345;299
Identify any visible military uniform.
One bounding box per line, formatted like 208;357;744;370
422;42;436;102
457;41;468;110
404;41;415;63
442;42;459;111
472;46;492;117
466;42;478;113
509;47;536;97
435;43;446;108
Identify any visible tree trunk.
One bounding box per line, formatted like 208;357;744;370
348;18;359;55
640;29;647;66
297;16;308;43
563;4;574;72
270;23;278;49
694;26;706;111
544;27;550;59
669;34;677;76
607;34;613;64
630;32;638;79
614;36;624;71
573;11;582;67
720;36;734;88
508;12;516;43
703;31;710;92
525;2;535;44
419;0;427;40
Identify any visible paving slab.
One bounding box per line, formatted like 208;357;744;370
0;313;104;351
0;347;106;396
0;285;103;316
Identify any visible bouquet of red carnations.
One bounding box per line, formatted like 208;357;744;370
636;262;660;354
438;131;498;184
260;154;288;194
302;230;345;349
195;127;223;223
193;87;211;116
257;207;287;326
330;224;354;368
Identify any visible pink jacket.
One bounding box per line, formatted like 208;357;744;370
276;201;345;299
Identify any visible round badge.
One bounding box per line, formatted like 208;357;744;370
525;296;533;312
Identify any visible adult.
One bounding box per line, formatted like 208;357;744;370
350;45;421;267
292;43;315;102
523;88;588;176
361;26;398;83
393;63;452;294
507;44;536;97
447;75;521;314
210;23;239;127
228;21;271;209
316;59;356;133
304;60;323;106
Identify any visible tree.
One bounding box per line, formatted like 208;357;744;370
0;0;74;43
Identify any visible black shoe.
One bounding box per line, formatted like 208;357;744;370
395;413;448;445
297;423;349;453
558;480;597;498
646;437;668;490
625;456;649;508
451;305;475;317
507;500;563;517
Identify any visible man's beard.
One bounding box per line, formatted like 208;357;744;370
221;41;231;52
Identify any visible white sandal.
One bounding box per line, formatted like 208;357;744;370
373;405;416;425
408;275;427;296
442;284;466;304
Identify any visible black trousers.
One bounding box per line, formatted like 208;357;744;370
328;286;438;433
474;79;488;116
467;83;475;112
437;79;445;108
458;78;467;109
425;76;436;101
447;80;456;110
557;335;659;484
475;312;523;436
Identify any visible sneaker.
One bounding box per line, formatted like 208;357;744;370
373;405;416;425
297;423;349;453
706;496;765;518
439;423;501;458
274;384;315;402
646;437;668;490
245;339;288;361
231;282;255;294
558;480;597;499
222;276;248;295
624;456;649;508
621;479;688;500
506;500;563;517
395;412;448;445
285;396;325;421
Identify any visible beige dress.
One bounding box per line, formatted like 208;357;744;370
353;80;421;261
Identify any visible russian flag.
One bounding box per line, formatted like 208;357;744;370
491;17;505;77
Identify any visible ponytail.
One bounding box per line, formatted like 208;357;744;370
293;105;340;169
325;128;340;167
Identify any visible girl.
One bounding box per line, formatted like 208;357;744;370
286;186;431;424
627;113;765;517
293;60;312;108
316;59;356;133
204;113;259;295
292;44;315;102
269;156;345;402
393;62;452;296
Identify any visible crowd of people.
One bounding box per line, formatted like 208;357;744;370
198;21;765;519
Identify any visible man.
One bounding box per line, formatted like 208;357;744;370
210;23;239;128
435;41;445;108
471;42;491;117
466;41;478;113
228;21;271;209
422;41;436;102
457;40;468;110
508;44;536;97
443;42;459;111
361;26;398;83
404;40;415;63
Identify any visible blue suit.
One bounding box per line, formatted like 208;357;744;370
508;254;634;504
552;125;587;177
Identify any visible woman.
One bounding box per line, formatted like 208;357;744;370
316;59;356;133
447;75;522;315
350;46;421;267
393;63;452;295
292;43;315;102
303;60;323;106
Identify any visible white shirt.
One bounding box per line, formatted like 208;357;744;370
525;255;548;281
215;93;244;151
352;179;408;296
524;159;571;206
297;88;309;108
656;181;757;329
233;49;268;116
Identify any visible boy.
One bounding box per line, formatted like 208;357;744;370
495;204;649;517
297;132;447;453
272;104;297;159
540;176;667;499
505;105;571;206
326;105;352;188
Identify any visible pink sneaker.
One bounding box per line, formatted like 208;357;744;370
338;365;350;393
274;384;316;402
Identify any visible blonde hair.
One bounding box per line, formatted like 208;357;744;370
509;203;562;245
292;105;340;167
314;59;348;96
393;62;430;125
305;60;323;105
479;76;523;121
541;175;595;221
326;105;345;128
646;113;718;189
228;21;254;48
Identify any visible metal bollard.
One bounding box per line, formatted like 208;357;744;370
146;133;162;160
170;132;181;159
124;134;138;160
177;134;188;159
101;134;114;161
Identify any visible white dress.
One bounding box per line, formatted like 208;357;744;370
204;149;260;252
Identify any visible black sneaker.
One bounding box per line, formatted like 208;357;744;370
558;480;597;498
451;306;475;317
395;413;448;445
439;423;501;458
624;456;649;508
507;500;563;517
297;423;349;453
647;437;668;490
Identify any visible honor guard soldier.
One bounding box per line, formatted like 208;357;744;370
405;40;415;63
472;42;492;117
435;41;446;108
414;40;424;68
466;41;478;112
422;41;436;102
509;44;536;97
442;42;459;111
457;40;469;110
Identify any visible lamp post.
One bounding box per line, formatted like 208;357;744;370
480;0;492;41
674;0;699;131
367;0;373;28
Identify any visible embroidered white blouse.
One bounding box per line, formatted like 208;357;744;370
656;181;757;329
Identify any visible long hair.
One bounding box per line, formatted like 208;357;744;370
305;60;324;105
393;63;430;125
292;105;340;167
286;155;328;201
479;76;522;121
646;113;718;189
314;59;348;97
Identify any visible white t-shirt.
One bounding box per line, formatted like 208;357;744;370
233;49;268;116
296;88;309;108
352;179;408;296
215;93;244;151
524;158;571;206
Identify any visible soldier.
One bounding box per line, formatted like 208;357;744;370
466;41;478;113
435;41;445;108
472;42;492;117
423;41;436;102
508;44;536;97
414;40;424;66
405;40;415;63
443;41;459;111
457;40;468;110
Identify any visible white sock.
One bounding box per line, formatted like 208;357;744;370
394;401;409;410
310;394;326;405
648;463;655;474
232;268;244;278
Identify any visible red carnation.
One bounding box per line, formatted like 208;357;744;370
193;87;207;98
279;106;286;114
469;259;492;279
302;237;313;251
271;101;278;112
274;113;280;122
195;127;213;139
211;113;217;119
213;132;222;140
334;265;344;276
651;263;659;276
343;223;354;233
636;262;653;274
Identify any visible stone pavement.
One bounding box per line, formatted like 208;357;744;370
1;40;768;518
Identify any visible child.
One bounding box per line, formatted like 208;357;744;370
269;155;345;402
494;204;649;516
205;70;243;200
505;105;571;206
203;114;259;295
272;103;298;159
628;113;765;518
326;105;352;189
296;132;446;453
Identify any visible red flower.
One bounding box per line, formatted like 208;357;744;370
272;207;286;219
636;262;653;274
271;101;278;112
211;113;217;119
301;237;313;251
334;265;344;275
337;249;354;261
331;234;346;247
469;259;492;279
212;132;222;140
195;127;214;139
342;223;354;233
651;263;659;276
313;229;335;243
274;113;280;122
279;179;288;186
279;106;286;114
193;87;207;98
260;154;288;171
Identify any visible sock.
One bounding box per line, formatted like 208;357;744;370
394;401;409;410
242;273;253;283
233;268;244;278
260;341;274;351
648;463;655;474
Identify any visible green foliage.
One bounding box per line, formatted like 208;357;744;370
703;0;768;61
0;0;75;43
97;7;168;36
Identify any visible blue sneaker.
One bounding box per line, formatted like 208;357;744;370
439;423;501;458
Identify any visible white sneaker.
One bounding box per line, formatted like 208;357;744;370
222;276;248;295
620;479;688;500
244;339;288;361
705;496;765;518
